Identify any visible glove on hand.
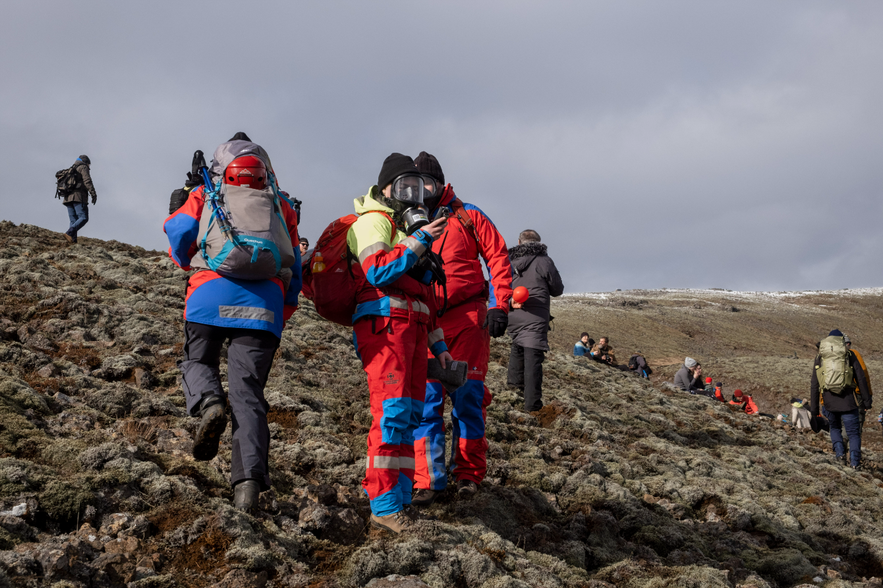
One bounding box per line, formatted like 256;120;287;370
184;172;204;189
90;192;97;205
485;308;508;338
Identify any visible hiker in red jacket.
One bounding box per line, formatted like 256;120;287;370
730;389;759;415
411;152;513;505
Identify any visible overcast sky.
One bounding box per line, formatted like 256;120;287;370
3;1;882;293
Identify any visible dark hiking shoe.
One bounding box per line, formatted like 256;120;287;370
233;480;261;512
371;511;412;534
836;454;848;466
457;479;478;499
851;463;863;472
411;488;442;507
403;504;423;521
192;396;227;461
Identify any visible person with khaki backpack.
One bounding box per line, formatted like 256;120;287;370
810;329;872;469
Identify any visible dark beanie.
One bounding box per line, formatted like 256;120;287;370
377;153;418;189
828;329;843;337
580;332;589;339
229;132;252;142
414;151;444;185
78;155;91;165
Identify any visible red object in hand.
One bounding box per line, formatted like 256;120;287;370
513;286;529;304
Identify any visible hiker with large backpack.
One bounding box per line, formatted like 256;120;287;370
163;135;301;512
408;152;514;507
810;329;872;469
328;153;452;534
844;334;873;436
56;155;97;243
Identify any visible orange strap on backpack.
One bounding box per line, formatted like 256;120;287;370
449;198;480;247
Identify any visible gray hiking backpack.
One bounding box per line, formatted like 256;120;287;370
815;335;854;394
191;181;296;289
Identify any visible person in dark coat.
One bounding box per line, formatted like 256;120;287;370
506;230;564;412
62;155;97;243
811;329;872;469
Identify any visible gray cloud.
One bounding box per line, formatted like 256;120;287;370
2;1;882;292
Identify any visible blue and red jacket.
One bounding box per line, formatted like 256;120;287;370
430;186;513;312
347;188;447;357
163;185;301;338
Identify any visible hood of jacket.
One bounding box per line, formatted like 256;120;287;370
509;242;547;271
354;186;396;216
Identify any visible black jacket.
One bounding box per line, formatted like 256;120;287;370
63;160;96;204
811;351;872;414
507;242;564;351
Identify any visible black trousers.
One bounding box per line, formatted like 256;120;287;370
180;322;280;490
507;343;545;412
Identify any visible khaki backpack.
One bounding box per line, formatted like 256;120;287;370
815;335;855;395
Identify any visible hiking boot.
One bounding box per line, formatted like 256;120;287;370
233;480;261;512
457;479;478;499
370;510;412;534
402;504;423;521
192;396;227;461
851;463;863;472
63;232;74;243
411;488;442;507
836;454;848;466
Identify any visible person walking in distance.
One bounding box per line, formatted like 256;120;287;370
507;230;564;412
61;155;98;243
410;151;513;505
811;329;872;470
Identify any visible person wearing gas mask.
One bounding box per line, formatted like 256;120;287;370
409;152;513;506
346;152;453;534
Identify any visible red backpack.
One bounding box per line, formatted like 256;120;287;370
301;211;394;326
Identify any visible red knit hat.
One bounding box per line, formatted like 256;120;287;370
705;377;713;384
733;389;744;398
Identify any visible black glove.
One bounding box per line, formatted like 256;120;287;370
90;191;97;205
485;308;508;338
184;172;204;189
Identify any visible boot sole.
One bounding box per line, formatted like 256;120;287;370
192;407;227;461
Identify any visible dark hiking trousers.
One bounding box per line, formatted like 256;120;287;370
507;343;545;412
822;406;862;467
180;321;279;490
65;202;89;240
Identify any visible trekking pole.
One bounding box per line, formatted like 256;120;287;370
199;166;233;240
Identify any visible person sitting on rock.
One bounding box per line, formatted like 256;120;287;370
590;337;616;366
573;332;594;357
674;357;705;393
730;389;759;415
790;397;812;429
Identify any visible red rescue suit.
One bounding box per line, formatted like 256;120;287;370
414;186;513;490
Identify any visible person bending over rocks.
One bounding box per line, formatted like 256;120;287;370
729;389;759;415
674;357;705;393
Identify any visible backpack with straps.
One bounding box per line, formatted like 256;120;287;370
301;211;394;326
816;335;855;394
190;178;296;289
55;166;82;198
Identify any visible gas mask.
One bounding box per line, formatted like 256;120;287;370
389;174;430;235
422;174;442;212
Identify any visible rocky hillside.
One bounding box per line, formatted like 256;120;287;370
1;221;883;588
